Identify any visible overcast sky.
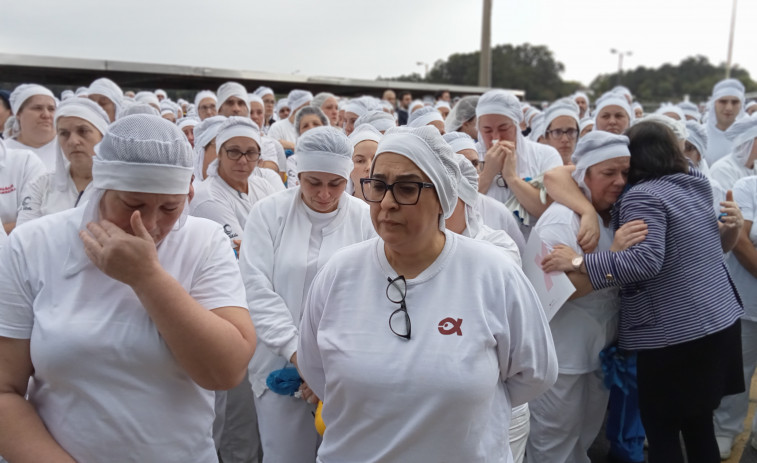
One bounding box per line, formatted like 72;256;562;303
1;0;753;89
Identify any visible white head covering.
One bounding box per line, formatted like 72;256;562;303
61;90;75;101
611;86;632;102
677;101;700;121
443;132;477;154
4;83;56;139
215;116;261;152
408;99;425;115
372;126;459;229
434;100;451;110
528;113;546;141
274;98;290;119
287;89;314;112
571;131;630;200
134;91;160;108
573;91;590;107
747;101;757;112
194;90;217;110
452;152;478;206
248;93;265;108
685;120;708;159
711;78;745;103
311;92;336;110
253;86;274;99
579;116;594;134
725;114;757;167
593;91;633;121
119;101;160;117
475;89;522;124
632;102;644;114
75;87;89;97
407;106;444;128
523;106;541;127
635;114;688;141
445;95;478;132
93;114;193;195
344;96;381;118
295;126;353;180
543;98;580;134
192;115;227;181
88;78;124;119
159;100;180;118
354;110;396;133
155;89;167;99
655;103;685;121
348;123;382;148
177;116;199;131
216;82;249;111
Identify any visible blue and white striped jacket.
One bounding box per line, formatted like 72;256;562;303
585;168;743;350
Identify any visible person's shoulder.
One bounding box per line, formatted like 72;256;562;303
190;176;226;207
733;175;757;191
316;237;379;277
453;233;519;270
537;202;578;227
11;207;81;247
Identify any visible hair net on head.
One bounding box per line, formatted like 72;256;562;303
275;98;290;111
611;85;632;101
573;91;590;107
61;90;75;101
677;101;699;121
543;98;580;132
248;93;264;106
192;115;227;180
381;100;394;113
408;100;425;115
88;78;124;118
75;87;89;97
712;78;745;102
372;125;460;230
579;117;594;134
177;116;199;131
354;110;396;133
160;100;180;118
452;152;478;206
445;95;478;132
311;92;336;110
253;86;274;99
194;90;217;109
344;96;382;118
632;102;644;114
593;91;633;121
119;101;160;118
155;89;167;98
135;91;160;108
685;120;708;158
348;123;382;148
408;106;444;128
216;116;261;151
524;106;541;126
476;89;523;124
295;126;353;180
4;84;56;138
636;114;688;141
528;113;547;141
434;100;451;110
571;131;630;200
725;115;757;167
93;114;193;195
294;106;328;135
287;89;314;112
747;101;757;112
655;103;685;121
443;132;477;154
216;82;249;111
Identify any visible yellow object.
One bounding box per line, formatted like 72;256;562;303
314;401;325;436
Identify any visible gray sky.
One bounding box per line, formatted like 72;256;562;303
1;0;754;89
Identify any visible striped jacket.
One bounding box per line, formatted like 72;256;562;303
585;168;743;350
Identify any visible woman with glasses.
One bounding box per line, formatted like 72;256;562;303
298;125;558;462
239;126;374;463
190;117;279;250
541;98;581;166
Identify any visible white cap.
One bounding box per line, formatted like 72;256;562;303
295;126;353;179
571;131;630;200
593;91;633;121
354;110;396;133
216;116;262;151
348;123;382;148
216;82;249;111
287;89;314;112
88;78;123;114
407;106;444;128
443;132;477;154
475;89;522;124
685;120;707;157
10;83;55;115
194;90;217;109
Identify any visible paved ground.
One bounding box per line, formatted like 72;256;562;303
586;374;757;463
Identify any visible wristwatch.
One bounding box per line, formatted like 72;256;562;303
571;256;584;272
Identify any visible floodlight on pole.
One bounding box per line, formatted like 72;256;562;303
610;49;632;85
416;61;429;78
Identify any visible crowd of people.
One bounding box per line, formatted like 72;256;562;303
0;73;755;463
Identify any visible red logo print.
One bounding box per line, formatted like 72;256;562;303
438;317;463;336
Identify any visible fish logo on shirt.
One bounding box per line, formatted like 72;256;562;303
438;317;463;336
223;224;238;239
21;196;31;210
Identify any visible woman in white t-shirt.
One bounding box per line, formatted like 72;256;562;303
0;115;256;462
298;126;558;462
3;84;58;172
16;98;110;226
0;138;46;234
239;125;375;463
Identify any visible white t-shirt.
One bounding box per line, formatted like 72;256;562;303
190;170;280;243
705;123;733;166
252;165;286;192
16;171;81;226
477;193;527;254
267;118;298;144
534;203;620;373
729;176;757;320
0;208;248;462
298;231;557;463
261;136;287;173
710;154;757;190
0;218;7;250
239;188;375;397
0;145;46;225
286;154;300;189
5;138;57;173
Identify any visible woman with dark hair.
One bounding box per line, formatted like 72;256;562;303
543;120;745;463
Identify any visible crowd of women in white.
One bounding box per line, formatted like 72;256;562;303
0;72;754;463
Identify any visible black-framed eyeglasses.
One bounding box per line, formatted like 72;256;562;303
386;275;411;340
546;128;579;140
360;178;435;205
223;147;261;162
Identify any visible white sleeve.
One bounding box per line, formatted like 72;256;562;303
238;202;299;362
189;199;242;244
267;123;285;143
297;263;329;399
0;233;35;338
16;174;48;226
733;177;755;223
495;265;558;406
537;221;582;255
190;223;249;311
537;146;563;175
286;156;300;189
0;219;6;252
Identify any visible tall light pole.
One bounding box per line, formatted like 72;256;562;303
725;0;738;78
416;61;429;78
479;0;492;87
610;49;632;86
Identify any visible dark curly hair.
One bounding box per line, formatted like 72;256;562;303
626;120;689;184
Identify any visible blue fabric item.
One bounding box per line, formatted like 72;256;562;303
602;347;645;463
266;367;302;396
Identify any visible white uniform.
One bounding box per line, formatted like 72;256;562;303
261;136;287;174
0;218;7;250
527;203;620;463
0;207;247;462
16;171;80;226
286;154;300;189
298;231;558;463
705;124;734;166
239;188;375;463
267;119;298;145
190;166;280;244
253;165;286;192
5;138;57;173
477;193;527;254
0;144;46;226
710;154;757;190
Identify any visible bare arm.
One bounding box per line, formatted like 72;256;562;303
0;337;77;462
3;222;14;234
719;190;744;253
565;271;593;300
543;165;599;253
732;221;757;278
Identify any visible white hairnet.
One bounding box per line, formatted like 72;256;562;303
75;87;89;97
636;114;688;141
593;91;633;121
543;98;580;133
295;125;353;179
573;91;590;107
725;114;757;167
476;89;522;124
685;120;708;158
528;113;546;141
248;93;264;107
579;116;594;134
677;101;700;121
344;96;381;118
408;100;425;115
372;125;459;230
655;103;685;121
445;95;478;132
443;132;477;154
88;78;123;115
159;100;180;118
93;114;193;195
348;123;382;148
216;116;261;152
434;100;451;110
611;86;632;101
4;84;56;138
712;78;745;102
194;90;217;109
452;152;478;206
572;130;630;200
192;115;227;180
119;101;160;118
354;110;396;133
61;90;75;101
294;106;328;135
253;86;274;99
311;92;336;110
135;91;160;108
632;102;644;114
747;101;757;112
287;89;314;112
407;106;444;128
177;116;199;131
216;82;249;111
275;98;290;112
